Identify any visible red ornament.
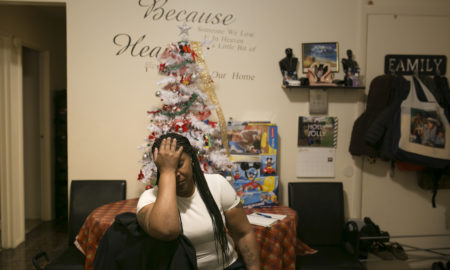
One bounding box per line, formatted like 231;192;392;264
138;170;144;181
191;50;198;62
148;132;156;140
194;110;211;121
208;121;217;128
180;74;192;85
147;110;160;115
159;63;166;72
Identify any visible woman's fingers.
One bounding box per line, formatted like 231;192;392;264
153;147;159;161
155;137;181;160
161;138;169;152
159;138;177;153
175;145;183;158
169;137;177;152
154;137;182;173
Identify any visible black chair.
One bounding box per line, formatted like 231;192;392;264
33;180;126;270
288;182;365;270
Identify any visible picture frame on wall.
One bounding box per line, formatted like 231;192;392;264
302;42;339;73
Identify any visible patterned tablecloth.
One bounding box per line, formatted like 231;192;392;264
76;198;302;270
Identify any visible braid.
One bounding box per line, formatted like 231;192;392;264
192;154;231;266
152;133;231;266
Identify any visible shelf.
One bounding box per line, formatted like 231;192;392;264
281;84;366;114
283;85;365;89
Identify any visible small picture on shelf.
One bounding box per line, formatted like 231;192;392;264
306;62;335;86
302;42;339;73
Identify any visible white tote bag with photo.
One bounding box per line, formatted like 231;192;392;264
398;76;450;161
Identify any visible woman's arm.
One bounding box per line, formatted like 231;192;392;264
137;138;182;240
225;203;261;270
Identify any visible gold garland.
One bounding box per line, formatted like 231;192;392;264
191;41;230;156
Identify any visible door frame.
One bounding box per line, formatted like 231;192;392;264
0;32;26;248
0;31;53;248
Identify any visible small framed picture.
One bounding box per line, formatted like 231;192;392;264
302;42;339;73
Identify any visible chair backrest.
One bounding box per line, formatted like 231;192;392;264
288;182;345;246
68;180;126;245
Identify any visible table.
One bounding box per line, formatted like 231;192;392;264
76;198;304;270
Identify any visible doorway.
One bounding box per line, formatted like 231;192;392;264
0;3;67;248
22;47;43;233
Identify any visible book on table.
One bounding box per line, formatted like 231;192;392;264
246;212;287;227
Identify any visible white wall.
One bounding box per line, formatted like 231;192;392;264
66;0;364;209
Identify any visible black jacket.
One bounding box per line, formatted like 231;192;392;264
93;212;197;270
364;75;410;160
349;75;405;157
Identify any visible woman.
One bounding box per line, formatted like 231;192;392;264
137;133;260;270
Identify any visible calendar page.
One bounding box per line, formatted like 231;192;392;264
296;147;335;177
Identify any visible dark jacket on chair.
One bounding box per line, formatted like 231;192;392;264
93;212;197;270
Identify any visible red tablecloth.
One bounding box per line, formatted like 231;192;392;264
76;198;302;270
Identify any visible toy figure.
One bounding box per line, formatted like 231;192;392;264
243;180;262;192
279;48;298;78
262;157;276;175
279;48;300;86
342;49;360;86
241;165;262;192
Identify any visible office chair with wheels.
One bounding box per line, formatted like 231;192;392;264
33;180;126;270
288;182;365;270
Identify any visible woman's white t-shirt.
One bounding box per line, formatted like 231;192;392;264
137;174;240;270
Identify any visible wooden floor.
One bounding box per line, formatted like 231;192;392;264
0;219;68;270
363;253;449;270
0;220;448;270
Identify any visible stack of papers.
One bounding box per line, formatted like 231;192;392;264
247;212;287;227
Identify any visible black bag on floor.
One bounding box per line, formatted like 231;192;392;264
359;217;390;259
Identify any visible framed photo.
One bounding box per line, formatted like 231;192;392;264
302;42;339;73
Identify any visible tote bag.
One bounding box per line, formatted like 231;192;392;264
395;76;450;168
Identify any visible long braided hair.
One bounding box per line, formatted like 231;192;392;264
151;133;231;266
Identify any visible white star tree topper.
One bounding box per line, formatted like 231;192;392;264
178;22;192;36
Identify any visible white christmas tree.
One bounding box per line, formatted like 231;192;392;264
138;24;231;185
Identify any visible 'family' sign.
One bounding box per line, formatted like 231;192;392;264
384;54;447;75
